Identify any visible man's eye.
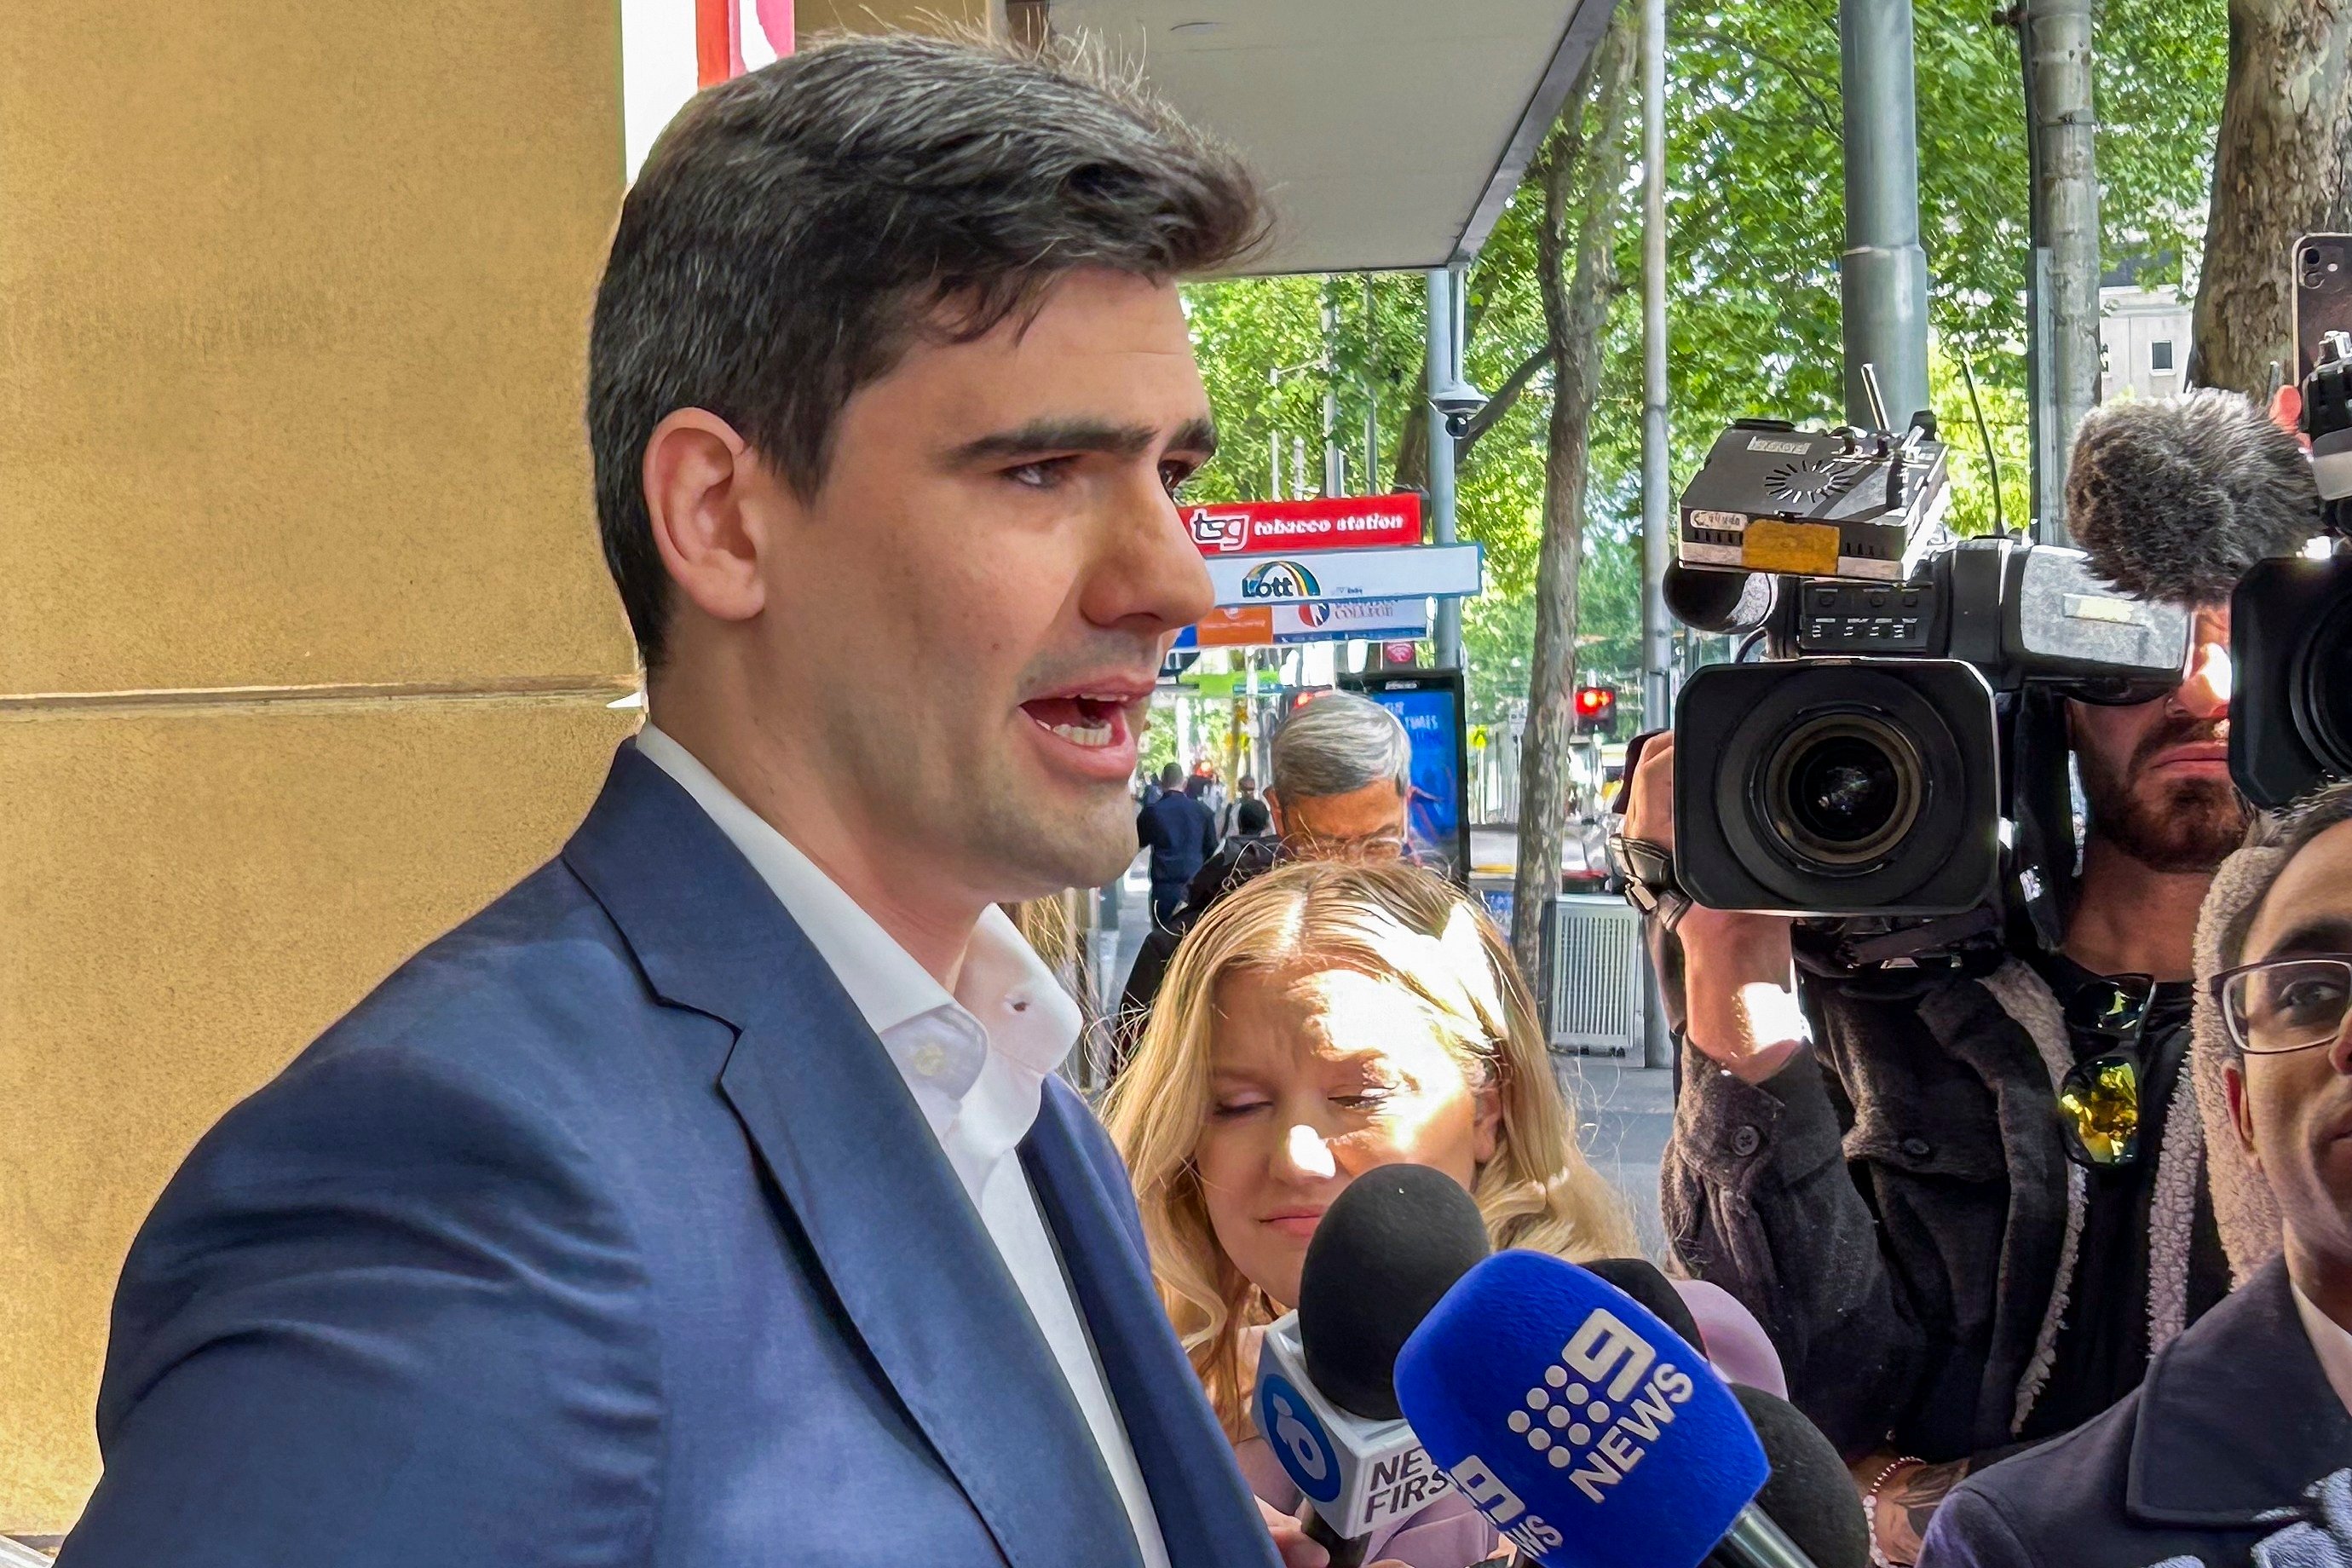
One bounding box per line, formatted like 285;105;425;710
1007;458;1072;489
1161;462;1196;499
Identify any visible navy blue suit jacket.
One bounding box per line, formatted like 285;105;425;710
61;744;1280;1568
1921;1256;2352;1568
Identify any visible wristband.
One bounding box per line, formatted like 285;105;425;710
1865;1455;1923;1568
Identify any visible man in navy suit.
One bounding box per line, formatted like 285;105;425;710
61;35;1343;1568
1922;784;2352;1568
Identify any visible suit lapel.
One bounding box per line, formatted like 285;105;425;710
1023;1084;1283;1568
2127;1258;2352;1528
562;746;1140;1568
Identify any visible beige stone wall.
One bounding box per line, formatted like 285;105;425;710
0;0;640;1533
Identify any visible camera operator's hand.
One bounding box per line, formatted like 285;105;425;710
1623;733;1807;1085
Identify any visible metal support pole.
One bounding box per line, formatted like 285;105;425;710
1838;0;1933;430
1363;275;1381;488
1426;266;1465;670
2023;0;2098;545
1323;292;1345;497
1640;0;1675;1071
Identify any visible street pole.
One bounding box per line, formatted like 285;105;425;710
1323;291;1345;496
2021;0;2098;545
1427;265;1465;671
1640;0;1675;1071
1838;0;1933;430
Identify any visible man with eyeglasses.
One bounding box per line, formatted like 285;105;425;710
1921;783;2352;1568
1113;691;1411;1063
1629;513;2284;1559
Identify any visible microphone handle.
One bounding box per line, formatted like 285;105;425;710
1703;1503;1820;1568
1302;1507;1369;1568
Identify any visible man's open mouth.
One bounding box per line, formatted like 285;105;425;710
1020;694;1139;750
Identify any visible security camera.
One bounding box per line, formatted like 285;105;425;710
1428;373;1487;438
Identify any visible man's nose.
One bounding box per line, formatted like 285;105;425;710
2328;1009;2352;1077
2175;637;2232;721
1082;475;1214;634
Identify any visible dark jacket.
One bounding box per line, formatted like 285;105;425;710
1661;948;2225;1461
1920;1257;2352;1568
1113;835;1283;1065
1136;790;1218;888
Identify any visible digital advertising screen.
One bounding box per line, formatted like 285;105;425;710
1339;670;1471;884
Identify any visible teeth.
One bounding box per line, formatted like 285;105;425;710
1048;721;1115;748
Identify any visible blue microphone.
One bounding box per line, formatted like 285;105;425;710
1394;1250;1815;1568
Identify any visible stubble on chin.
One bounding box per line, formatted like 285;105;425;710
968;775;1136;896
2109;775;2250;873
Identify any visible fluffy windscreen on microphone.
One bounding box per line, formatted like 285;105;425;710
2066;389;2318;605
1727;1385;1871;1568
1298;1164;1492;1421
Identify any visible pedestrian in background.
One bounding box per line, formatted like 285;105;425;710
1138;762;1218;930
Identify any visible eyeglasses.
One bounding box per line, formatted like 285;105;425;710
1285;830;1415;864
2210;953;2352;1056
2055;974;2154;1169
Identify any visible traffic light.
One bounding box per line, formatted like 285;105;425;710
1572;683;1618;737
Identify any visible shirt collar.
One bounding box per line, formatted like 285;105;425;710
632;726;1079;1081
2293;1277;2352;1421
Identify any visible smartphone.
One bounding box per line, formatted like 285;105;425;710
2292;233;2352;380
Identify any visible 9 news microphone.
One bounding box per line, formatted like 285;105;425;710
1252;1165;1490;1568
1394;1250;1833;1568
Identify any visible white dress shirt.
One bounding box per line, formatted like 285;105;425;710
635;727;1170;1568
2292;1277;2352;1421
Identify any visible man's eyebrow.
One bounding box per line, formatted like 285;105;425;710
947;415;1219;464
1171;416;1219;460
2255;914;2352;960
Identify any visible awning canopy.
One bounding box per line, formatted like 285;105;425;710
1048;0;1619;274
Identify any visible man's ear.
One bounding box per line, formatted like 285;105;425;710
2224;1060;2263;1174
1264;789;1286;836
643;407;772;627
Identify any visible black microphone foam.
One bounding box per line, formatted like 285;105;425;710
1582;1256;1703;1350
2066;389;2318;605
1664;561;1779;633
1297;1164;1490;1421
1726;1384;1873;1568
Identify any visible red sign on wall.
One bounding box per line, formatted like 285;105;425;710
1183;494;1423;556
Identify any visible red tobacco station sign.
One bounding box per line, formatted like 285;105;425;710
1182;494;1424;556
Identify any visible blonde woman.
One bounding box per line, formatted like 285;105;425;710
1105;860;1778;1566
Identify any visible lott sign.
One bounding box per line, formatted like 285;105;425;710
1184;494;1422;556
1205;544;1484;608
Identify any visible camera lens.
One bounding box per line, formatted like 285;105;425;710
2297;596;2352;772
1761;713;1923;868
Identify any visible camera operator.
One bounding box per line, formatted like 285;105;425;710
1626;393;2322;1566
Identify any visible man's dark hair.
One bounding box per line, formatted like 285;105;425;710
587;32;1269;670
1236;796;1271;836
1158;763;1185;790
2218;781;2352;976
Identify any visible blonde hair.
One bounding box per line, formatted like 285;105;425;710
1103;859;1638;1435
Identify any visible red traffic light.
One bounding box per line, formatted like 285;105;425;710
1575;685;1617;718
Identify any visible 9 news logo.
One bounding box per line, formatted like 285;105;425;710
1504;1306;1697;1503
1255;1373;1343;1504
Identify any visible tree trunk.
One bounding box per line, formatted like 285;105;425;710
2190;0;2352;394
1511;9;1640;987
